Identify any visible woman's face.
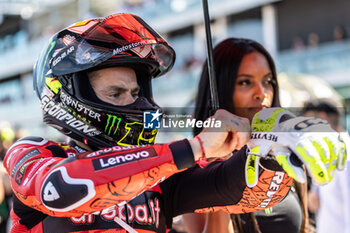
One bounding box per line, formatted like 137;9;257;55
233;51;274;122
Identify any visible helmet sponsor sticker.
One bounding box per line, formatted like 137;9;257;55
130;44;152;58
104;114;121;135
112;42;149;56
52;46;74;67
92;147;157;171
60;91;101;121
41;95;101;136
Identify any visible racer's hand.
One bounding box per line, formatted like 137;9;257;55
246;107;347;186
189;109;250;160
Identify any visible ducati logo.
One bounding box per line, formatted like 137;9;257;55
43;181;60;201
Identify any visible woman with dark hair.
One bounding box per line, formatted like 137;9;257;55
194;38;280;134
184;38;309;233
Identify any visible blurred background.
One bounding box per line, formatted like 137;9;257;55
0;0;349;141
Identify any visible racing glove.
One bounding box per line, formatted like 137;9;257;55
245;107;348;187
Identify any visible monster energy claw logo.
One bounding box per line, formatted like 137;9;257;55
105;114;122;136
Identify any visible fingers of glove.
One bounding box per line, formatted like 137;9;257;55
252;108;292;132
310;135;331;163
275;153;306;183
294;140;329;185
245;148;260;188
247;138;274;158
322;135;340;178
338;141;347;170
272;145;305;182
338;132;350;170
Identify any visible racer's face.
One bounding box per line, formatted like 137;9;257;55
89;67;139;106
233;51;274;122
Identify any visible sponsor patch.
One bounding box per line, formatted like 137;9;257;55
250;132;278;142
85;145;146;158
92;147;157;171
259;171;285;208
11;149;41;178
15;158;41;185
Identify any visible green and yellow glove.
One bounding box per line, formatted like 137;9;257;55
245;107;347;187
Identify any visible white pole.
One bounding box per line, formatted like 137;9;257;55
262;4;278;58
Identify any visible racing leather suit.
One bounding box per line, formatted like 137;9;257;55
4;136;292;232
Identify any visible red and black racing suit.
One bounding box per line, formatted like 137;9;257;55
4;136;292;233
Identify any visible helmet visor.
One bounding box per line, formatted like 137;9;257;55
54;14;174;75
34;13;175;97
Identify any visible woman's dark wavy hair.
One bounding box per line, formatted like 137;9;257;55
193;38;280;136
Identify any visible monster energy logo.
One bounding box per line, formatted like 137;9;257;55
105;115;122;135
41;96;100;136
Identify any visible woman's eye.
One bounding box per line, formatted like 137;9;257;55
264;78;275;86
237;80;251;86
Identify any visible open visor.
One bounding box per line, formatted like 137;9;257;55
34;13;175;97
